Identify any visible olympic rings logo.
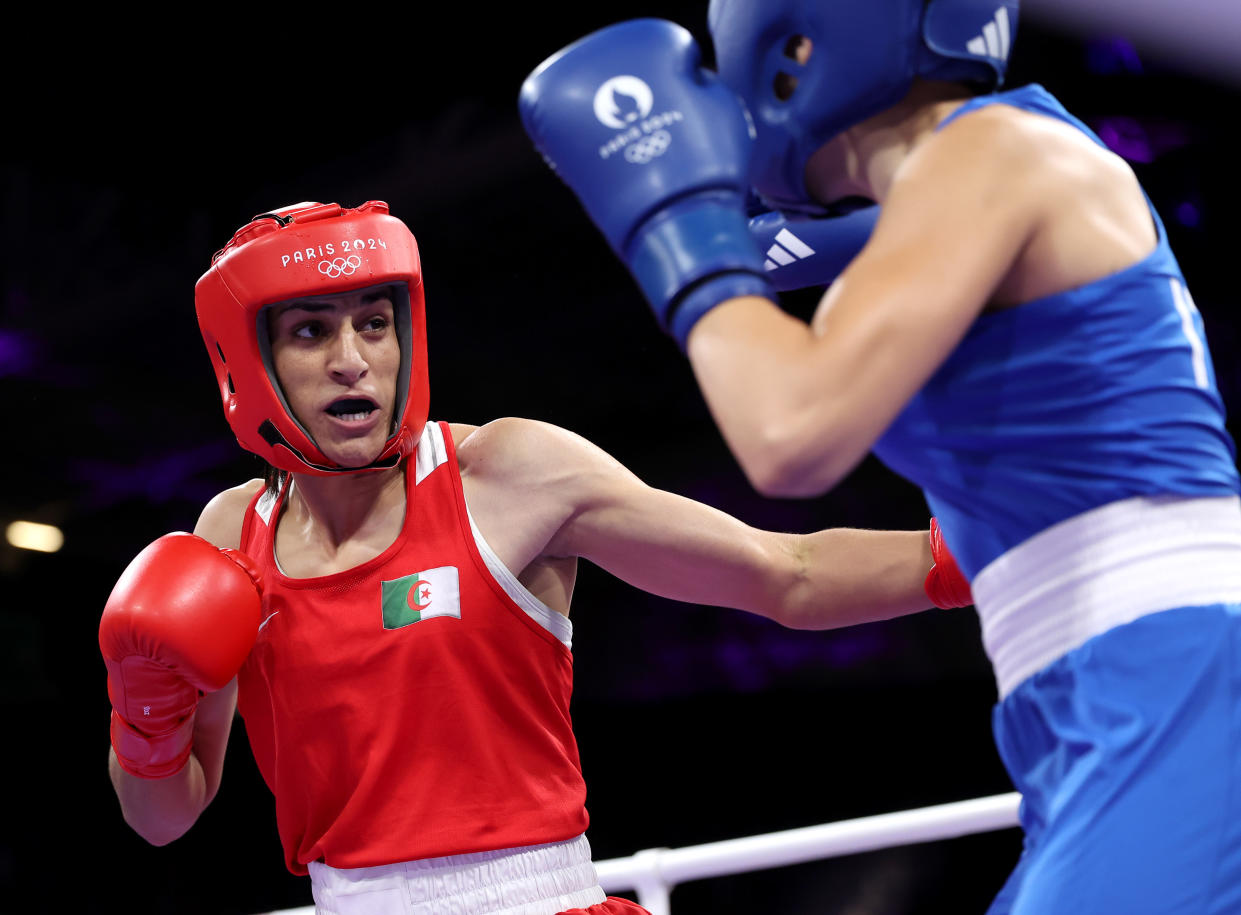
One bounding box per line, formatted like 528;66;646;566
624;130;672;165
318;255;363;278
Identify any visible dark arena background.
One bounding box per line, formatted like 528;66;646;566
2;2;1238;913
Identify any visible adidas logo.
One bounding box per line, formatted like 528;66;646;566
966;7;1012;61
763;228;816;272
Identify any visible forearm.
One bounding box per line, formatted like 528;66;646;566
109;747;210;845
566;483;935;627
107;680;237;845
686;296;871;497
768;528;935;630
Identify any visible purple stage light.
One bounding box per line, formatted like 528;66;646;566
1086;36;1143;75
0;329;37;378
1094;117;1154;163
1175;201;1202;228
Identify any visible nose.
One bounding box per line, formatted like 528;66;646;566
326;324;369;383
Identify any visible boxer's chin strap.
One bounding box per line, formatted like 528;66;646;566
258;421;402;475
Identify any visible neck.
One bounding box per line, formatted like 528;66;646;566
284;463;407;549
807;80;974;204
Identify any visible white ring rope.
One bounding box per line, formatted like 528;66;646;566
256;792;1021;915
597;792;1021;914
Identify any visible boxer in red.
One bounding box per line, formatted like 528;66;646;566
99;201;970;914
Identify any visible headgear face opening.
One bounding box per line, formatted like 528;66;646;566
709;0;1019;212
194;201;430;476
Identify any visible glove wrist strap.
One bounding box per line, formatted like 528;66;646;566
924;518;973;609
626;193;774;346
110;709;195;779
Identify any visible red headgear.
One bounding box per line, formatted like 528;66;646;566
194;201;429;475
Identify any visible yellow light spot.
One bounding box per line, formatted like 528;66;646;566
6;521;64;553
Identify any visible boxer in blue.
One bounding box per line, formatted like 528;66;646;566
520;2;1241;912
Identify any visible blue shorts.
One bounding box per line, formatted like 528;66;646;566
988;603;1241;914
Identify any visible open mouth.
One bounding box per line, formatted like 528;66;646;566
325;397;379;422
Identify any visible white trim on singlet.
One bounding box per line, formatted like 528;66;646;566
254;486;285;573
972;494;1241;700
255;487;279;526
466;508;574;651
414;421;449;484
428;421;573;649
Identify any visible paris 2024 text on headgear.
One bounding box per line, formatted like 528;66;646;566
194;201;430;475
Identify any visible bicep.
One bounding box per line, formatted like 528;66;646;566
471;419;795;610
549;466;795;610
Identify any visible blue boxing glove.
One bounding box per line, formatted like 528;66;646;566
520;19;775;350
750;205;879;292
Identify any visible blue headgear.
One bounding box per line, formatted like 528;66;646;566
709;0;1019;212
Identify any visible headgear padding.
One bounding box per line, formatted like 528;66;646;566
194;201;429;475
709;0;1018;211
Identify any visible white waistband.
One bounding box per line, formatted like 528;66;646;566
309;834;605;915
972;495;1241;700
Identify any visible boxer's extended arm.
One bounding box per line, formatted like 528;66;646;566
105;482;260;845
553;467;955;628
461;419;968;628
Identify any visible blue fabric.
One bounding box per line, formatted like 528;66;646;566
988;603;1241;914
872;85;1239;577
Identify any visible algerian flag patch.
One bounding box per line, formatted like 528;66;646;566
380;566;461;630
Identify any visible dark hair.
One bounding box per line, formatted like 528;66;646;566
262;461;288;498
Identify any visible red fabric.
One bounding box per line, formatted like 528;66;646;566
237;422;588;874
558;898;653;915
100;533;264;777
924;518;973;609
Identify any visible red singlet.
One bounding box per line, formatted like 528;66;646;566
237;422;589;874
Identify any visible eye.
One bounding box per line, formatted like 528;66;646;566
362;315;391;334
292;321;323;339
774;71;799;101
773;35;812;102
784;35;811;65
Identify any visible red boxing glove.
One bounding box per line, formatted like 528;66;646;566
99;533;263;778
924;518;972;609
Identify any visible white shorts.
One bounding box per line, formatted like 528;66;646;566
309;834;607;915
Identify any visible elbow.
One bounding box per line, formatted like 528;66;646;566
144;830;184;849
747;465;830;500
739;427;842;499
124;812;195;847
753;540;824;631
763;593;841;632
764;603;817;631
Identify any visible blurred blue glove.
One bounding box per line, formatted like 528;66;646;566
750;205;878;292
520;18;775;349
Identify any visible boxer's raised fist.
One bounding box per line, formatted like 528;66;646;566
99;533;263;778
750;205;878;292
521;19;775;348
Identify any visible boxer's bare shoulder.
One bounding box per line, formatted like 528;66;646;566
446;421;481;449
454;416;604;522
455;417;623;494
194;479;264;551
